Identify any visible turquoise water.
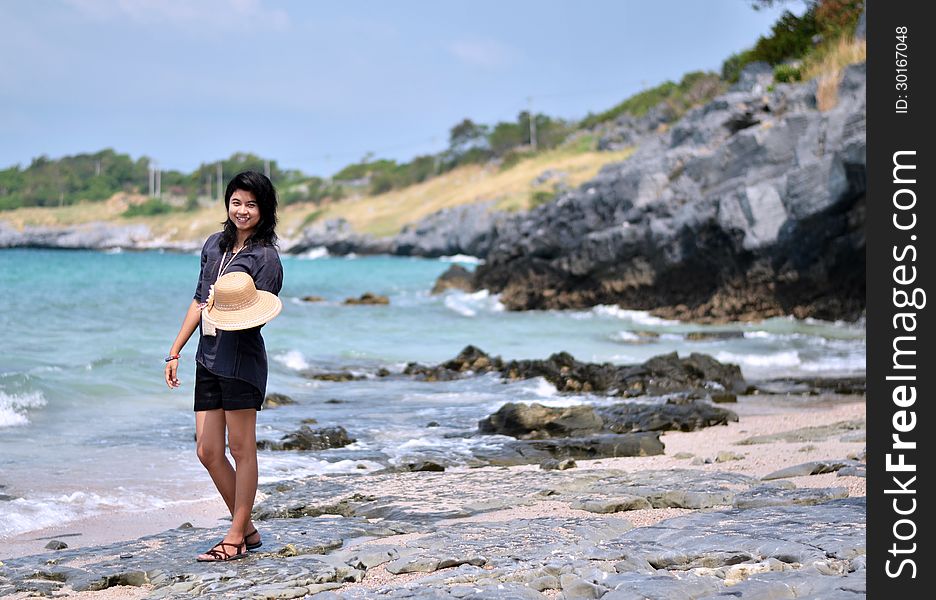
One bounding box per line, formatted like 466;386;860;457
0;248;865;537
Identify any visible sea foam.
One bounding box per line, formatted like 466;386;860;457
443;290;505;317
439;254;483;265
0;390;46;428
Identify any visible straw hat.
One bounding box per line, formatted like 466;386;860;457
203;271;282;331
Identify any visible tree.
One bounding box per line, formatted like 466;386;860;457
449;119;489;154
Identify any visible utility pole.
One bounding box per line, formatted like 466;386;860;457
217;162;223;202
155;161;161;199
264;159;270;179
528;96;537;152
148;162;154;197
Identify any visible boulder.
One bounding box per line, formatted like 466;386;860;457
430;264;474;294
257;425;355;451
344;292;389;305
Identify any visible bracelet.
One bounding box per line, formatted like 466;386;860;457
165;354;181;363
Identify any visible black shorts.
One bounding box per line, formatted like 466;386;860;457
194;362;263;412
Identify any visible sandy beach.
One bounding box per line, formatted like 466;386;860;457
2;391;865;598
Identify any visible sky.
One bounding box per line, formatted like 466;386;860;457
0;0;801;177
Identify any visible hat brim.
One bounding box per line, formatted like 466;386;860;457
204;291;283;331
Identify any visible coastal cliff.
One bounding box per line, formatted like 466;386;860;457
470;64;866;322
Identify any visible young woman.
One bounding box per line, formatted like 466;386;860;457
165;170;283;561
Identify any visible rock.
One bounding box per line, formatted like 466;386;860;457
734;486;849;509
431;264;475;295
302;371;364;382
755;376;866;395
287;218;390;256
709;392;736;403
406;461;446;472
847;448;866;462
837;465;867;478
343;292;389;305
409;346;748;399
684;330;745;341
740;420;865;444
257;425;355;451
479;399;735;441
302;295;325;302
730;61;774;93
471;66;867;323
478;403;604;439
0;464;864;599
0;221;154;250
263;393;297;408
390;202;505;258
762;460;856;480
44;540;68;550
571;495;652;513
672;452;694;460
344;292;390;304
540;458;577;471
715;450;744;463
596;400;738;433
477;432;665;466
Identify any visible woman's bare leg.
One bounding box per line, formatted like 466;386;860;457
195;410;257;545
223;408;259;542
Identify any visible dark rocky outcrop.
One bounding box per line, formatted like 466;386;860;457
257;425;355;451
478;400;737;439
754;375;866;395
405;346;747;398
474;432;665;466
430;264;474;294
343;292;389;305
262;393;296;408
471;65;867;322
594;400;737;433
478;403;604;439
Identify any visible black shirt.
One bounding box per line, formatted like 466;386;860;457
193;231;284;397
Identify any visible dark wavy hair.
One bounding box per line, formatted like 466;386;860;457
218;171;279;252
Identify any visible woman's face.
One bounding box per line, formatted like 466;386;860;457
228;189;260;237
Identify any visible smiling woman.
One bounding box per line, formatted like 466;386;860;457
164;170;283;562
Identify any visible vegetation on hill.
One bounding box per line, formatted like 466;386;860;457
722;0;864;82
579;71;725;130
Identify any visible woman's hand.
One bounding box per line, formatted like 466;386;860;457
165;359;180;388
166;300;203;390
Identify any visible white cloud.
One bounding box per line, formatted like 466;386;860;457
64;0;289;32
448;38;519;69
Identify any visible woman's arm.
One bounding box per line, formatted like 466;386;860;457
165;299;202;389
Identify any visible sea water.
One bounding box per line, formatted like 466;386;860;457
0;248;865;537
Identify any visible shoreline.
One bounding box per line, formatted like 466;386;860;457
1;392;865;598
2;497;231;561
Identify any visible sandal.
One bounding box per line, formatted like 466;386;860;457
196;539;247;562
245;528;262;550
